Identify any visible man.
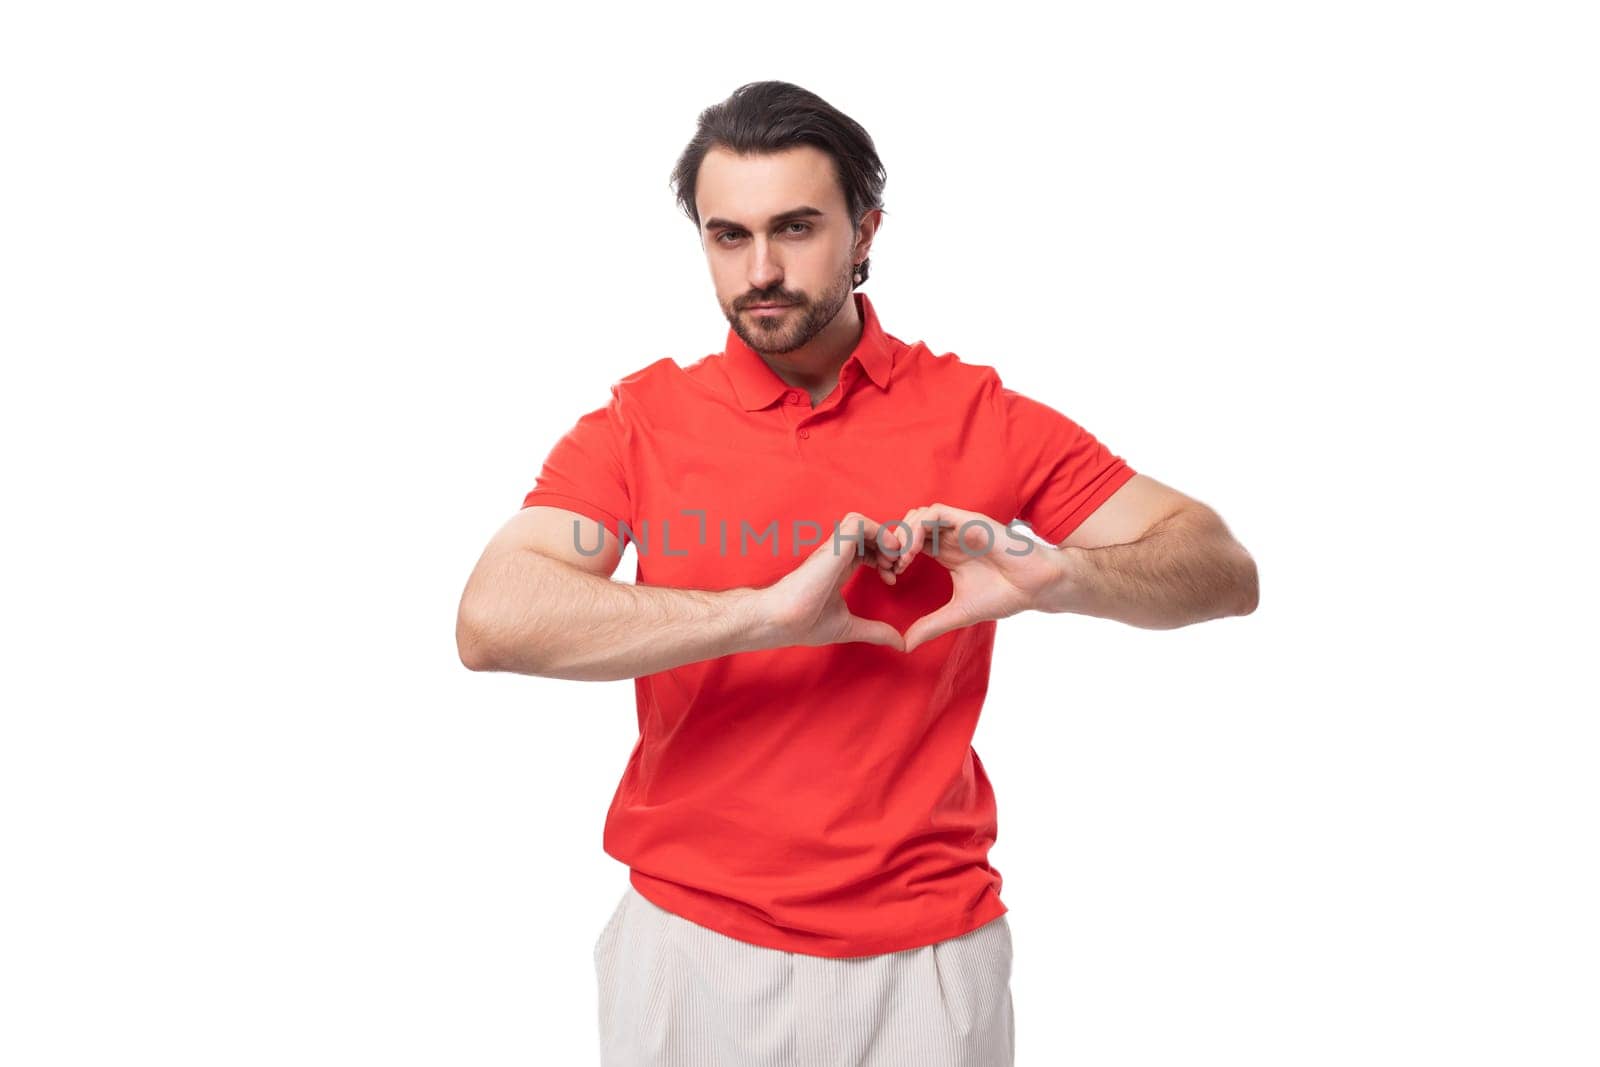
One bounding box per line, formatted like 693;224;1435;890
457;81;1257;1067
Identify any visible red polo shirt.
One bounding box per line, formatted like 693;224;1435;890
522;291;1136;957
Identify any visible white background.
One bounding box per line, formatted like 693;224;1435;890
3;2;1595;1064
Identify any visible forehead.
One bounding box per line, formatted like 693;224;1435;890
695;144;847;225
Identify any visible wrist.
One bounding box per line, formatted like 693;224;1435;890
728;585;785;652
1035;544;1090;615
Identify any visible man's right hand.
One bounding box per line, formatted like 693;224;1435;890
755;512;906;652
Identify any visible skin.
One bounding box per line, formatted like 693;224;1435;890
456;145;1258;678
697;144;881;408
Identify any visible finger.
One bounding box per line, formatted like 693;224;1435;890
843;614;906;651
901;502;992;572
873;523;899;573
896;508;934;575
882;521;908;556
837;511;892;567
821;513;872;575
873;522;901;582
871;517;909;573
838;513;905;583
808;528;854;581
897;505;950;573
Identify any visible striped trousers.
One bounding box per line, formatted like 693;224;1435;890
594;885;1015;1066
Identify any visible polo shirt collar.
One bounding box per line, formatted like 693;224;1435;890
723;291;895;411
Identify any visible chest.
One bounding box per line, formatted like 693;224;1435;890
621;393;1015;594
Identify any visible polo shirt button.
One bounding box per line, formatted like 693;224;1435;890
798;428;810;439
786;391;800;404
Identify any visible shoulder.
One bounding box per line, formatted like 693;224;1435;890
596;356;687;415
609;355;679;392
893;337;1007;406
895;337;1084;441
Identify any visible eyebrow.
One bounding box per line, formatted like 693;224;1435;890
702;206;825;233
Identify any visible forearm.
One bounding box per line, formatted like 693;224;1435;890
1037;506;1258;629
457;548;775;681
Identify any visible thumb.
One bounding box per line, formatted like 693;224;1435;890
902;603;971;654
841;613;907;651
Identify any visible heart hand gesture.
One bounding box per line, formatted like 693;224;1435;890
760;511;908;652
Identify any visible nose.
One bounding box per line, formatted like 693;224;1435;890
746;236;783;293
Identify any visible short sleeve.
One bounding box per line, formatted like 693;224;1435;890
1001;384;1137;545
521;388;633;542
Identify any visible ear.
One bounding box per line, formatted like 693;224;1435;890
853;208;883;259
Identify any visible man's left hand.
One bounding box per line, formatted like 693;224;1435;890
878;502;1066;654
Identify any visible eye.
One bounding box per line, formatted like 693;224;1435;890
714;223;808;244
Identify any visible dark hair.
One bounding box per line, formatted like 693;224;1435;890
669;81;888;288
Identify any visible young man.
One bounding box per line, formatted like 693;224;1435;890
457;81;1258;1066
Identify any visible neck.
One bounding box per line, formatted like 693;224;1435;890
757;294;863;397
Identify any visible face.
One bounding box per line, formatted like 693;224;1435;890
695;145;876;356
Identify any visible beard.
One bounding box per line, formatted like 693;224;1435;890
726;263;854;356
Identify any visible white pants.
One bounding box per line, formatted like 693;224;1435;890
595;885;1015;1066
